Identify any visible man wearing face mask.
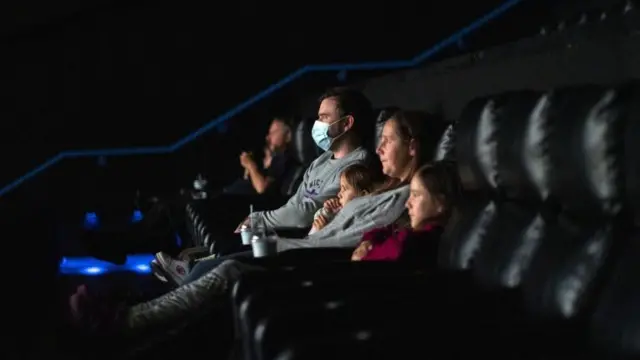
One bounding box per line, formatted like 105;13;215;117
152;88;375;285
235;87;374;231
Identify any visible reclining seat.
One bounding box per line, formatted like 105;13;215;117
516;84;630;356
279;117;319;196
436;92;554;356
438;97;500;273
469;91;552;292
588;81;640;357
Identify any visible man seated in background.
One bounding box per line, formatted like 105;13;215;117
221;116;297;196
153;87;376;282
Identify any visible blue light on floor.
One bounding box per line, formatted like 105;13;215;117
83;266;105;275
133;264;152;274
60;254;155;275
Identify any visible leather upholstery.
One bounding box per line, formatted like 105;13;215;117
590;233;640;356
456;97;497;192
278;118;318;197
433;123;456;162
437;196;497;271
494;91;551;201
521;217;616;319
291;117;319;165
440;83;639;355
623;83;640;216
546;85;629;218
471;202;543;290
219;83;640;359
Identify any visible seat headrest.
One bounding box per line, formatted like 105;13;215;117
292;117;319;165
457;92;553;197
433;123;456;162
623;83;640;215
547;85;630;217
495;91;550;201
456;97;496;192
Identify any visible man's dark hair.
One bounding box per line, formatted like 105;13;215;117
319;87;374;145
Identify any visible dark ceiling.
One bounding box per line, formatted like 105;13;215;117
0;0;617;196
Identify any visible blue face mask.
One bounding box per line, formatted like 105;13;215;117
311;117;347;151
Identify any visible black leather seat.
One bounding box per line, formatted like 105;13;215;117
235;84;639;359
279;117;319;196
587;82;640;358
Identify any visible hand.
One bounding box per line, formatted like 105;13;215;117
351;241;373;261
234;217;249;233
312;215;329;231
323;198;342;214
240;152;256;170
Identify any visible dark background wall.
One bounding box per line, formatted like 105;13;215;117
2;0;631;220
362;19;640;121
1;0;558;216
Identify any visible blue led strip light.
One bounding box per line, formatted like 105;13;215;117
0;0;523;198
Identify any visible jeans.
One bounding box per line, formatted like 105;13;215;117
181;250;254;285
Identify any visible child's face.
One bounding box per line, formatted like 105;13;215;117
405;175;443;229
337;175;361;207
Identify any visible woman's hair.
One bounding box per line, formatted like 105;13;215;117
414;161;463;226
391;161;462;229
341;164;375;195
374;110;443;194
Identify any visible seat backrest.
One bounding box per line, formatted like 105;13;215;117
279;118;318;196
439;96;503;272
623;82;640;218
589;83;640;357
279;166;305;197
589;232;640;357
433;123;456;162
545;85;629;219
443;84;631;311
292;117;320;166
467;91;551;289
518;84;632;320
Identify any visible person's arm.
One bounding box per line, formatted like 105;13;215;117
253;161;341;229
258;184;338;229
275;215;377;251
276;189;409;251
246;162;273;194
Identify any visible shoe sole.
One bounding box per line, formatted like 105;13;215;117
151;261;167;282
150;261;171;284
151;256;184;287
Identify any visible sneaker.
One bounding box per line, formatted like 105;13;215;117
150;259;168;283
153;252;190;286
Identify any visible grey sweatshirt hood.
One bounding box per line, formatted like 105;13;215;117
254;147;372;229
276;185;410;251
